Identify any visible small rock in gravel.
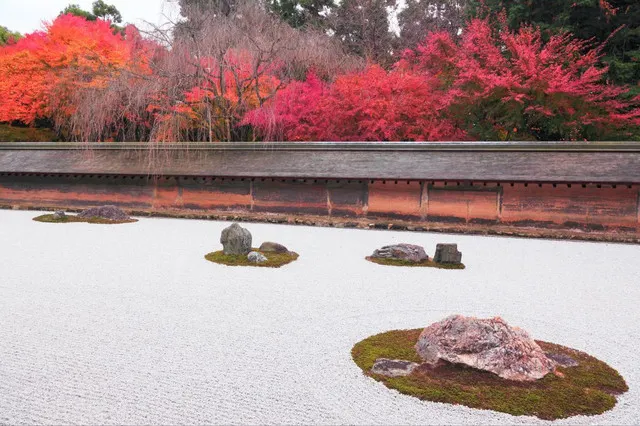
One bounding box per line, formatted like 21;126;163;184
259;242;289;253
371;243;429;263
78;205;130;221
546;352;579;368
433;243;462;264
371;358;420;377
220;223;252;255
247;251;267;263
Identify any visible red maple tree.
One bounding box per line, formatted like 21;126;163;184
399;17;640;140
249;16;640;141
246;66;466;141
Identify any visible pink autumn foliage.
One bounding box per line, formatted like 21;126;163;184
245;66;466;141
247;17;640;141
400;18;640;140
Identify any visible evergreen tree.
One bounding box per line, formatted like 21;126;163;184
61;4;97;21
61;2;122;24
92;0;123;23
330;0;395;65
266;0;334;28
397;1;468;50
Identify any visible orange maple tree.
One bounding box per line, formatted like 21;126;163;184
0;14;132;126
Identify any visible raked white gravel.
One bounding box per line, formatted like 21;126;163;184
0;210;639;425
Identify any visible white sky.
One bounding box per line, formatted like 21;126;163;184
1;0;409;36
0;0;180;34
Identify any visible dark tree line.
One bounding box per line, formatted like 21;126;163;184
176;0;640;92
177;0;469;66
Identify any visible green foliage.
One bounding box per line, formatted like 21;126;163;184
61;1;122;24
205;249;299;268
352;329;629;420
0;124;57;142
397;0;467;50
365;256;466;269
0;26;22;45
92;0;123;23
330;0;396;66
266;0;334;28
61;4;98;21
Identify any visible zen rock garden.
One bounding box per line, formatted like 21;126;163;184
366;243;465;269
352;315;628;420
205;223;299;268
33;205;137;224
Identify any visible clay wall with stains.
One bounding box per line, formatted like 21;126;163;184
0;174;638;236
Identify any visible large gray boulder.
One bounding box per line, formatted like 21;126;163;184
433;244;462;264
52;210;66;220
371;243;428;263
415;315;556;382
371;358;420;377
78;205;130;221
220;223;252;255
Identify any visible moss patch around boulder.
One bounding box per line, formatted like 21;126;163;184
365;256;465;269
352;329;627;420
205;249;299;268
33;214;137;225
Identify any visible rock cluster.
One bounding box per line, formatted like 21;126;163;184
415;315;557;381
78;205;130;221
220;223;252;255
371;243;428;263
433;244;462;264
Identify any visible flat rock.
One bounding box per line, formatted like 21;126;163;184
247;251;267;263
78;205;130;221
371;243;428;263
259;242;289;253
220;223;252;255
415;315;556;382
371;358;420;377
433;244;462;264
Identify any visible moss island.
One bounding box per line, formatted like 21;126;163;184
205;249;299;268
33;213;137;225
352;329;628;420
365;256;465;269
